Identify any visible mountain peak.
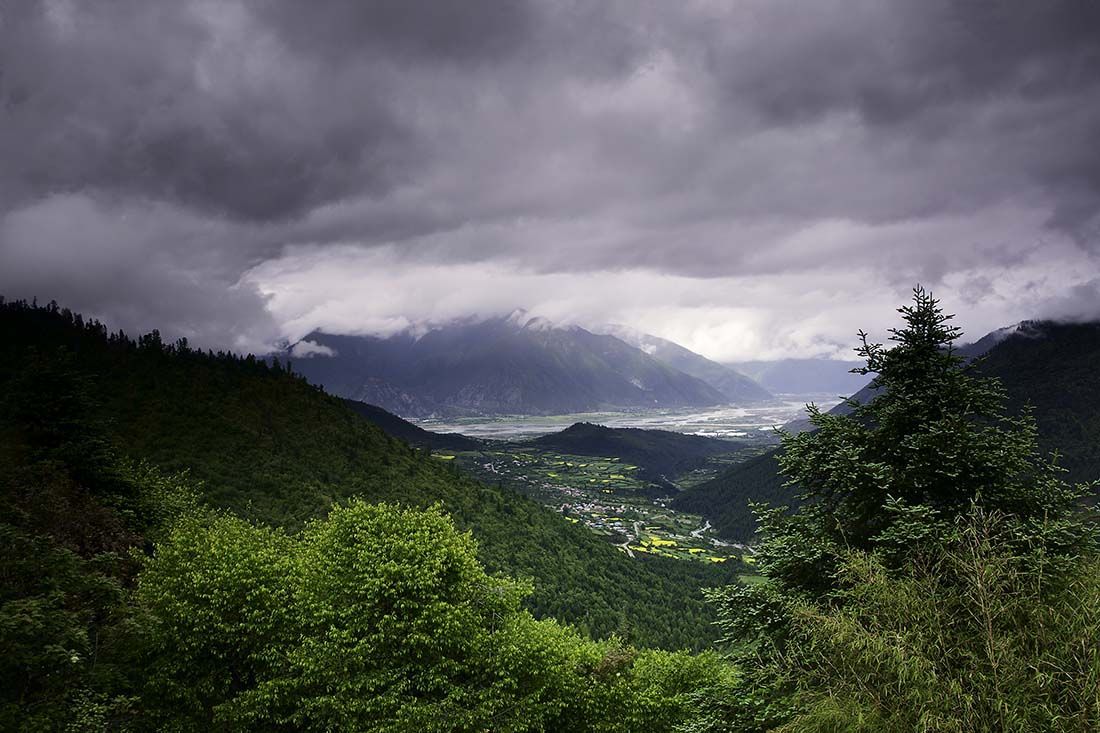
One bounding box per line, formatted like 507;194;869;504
292;318;732;417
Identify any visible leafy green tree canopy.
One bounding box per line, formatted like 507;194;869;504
138;501;731;732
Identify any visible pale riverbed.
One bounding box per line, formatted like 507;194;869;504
409;394;843;441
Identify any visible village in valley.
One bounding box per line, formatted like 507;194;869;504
435;446;755;568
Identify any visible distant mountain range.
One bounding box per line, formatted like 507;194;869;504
290;314;771;417
675;319;1100;542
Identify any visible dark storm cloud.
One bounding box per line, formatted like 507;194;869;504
255;0;536;64
0;0;416;222
691;0;1100;234
1;0;1099;352
706;1;1100;126
0;194;281;351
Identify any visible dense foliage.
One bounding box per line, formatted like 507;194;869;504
0;298;741;651
0;343;201;729
138;502;732;732
773;509;1100;732
7;291;1100;731
692;288;1100;731
677;317;1100;545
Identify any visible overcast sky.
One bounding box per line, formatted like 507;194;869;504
2;0;1099;361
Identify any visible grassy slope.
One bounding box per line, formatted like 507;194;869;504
0;301;738;649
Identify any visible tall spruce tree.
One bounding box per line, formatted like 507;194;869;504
760;286;1093;594
693;287;1097;732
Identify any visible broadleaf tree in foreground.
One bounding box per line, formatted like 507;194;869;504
137;501;733;732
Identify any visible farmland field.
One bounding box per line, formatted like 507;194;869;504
435;445;756;564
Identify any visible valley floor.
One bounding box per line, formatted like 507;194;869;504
436;445;758;567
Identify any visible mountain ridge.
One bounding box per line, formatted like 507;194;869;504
290;315;737;417
531;421;745;487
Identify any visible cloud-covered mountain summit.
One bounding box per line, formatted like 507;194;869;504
289;315;770;417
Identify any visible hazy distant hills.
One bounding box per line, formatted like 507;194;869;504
676;319;1100;542
291;315;767;417
730;358;866;395
601;326;772;403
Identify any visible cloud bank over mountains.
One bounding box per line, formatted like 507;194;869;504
2;0;1099;359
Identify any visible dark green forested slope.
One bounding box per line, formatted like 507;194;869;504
677;319;1100;542
694;289;1100;731
671;450;788;543
977;320;1100;484
0;299;740;650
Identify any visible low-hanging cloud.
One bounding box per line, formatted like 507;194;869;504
289;339;337;358
246;236;1098;362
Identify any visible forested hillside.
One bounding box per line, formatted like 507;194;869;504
0;301;735;729
677;318;1100;542
671;450;788;542
0;299;741;651
6;292;1100;731
978;320;1100;484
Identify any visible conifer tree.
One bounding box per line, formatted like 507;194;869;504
694;287;1097;732
760;286;1094;595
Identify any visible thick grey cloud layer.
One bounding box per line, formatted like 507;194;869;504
2;0;1099;356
